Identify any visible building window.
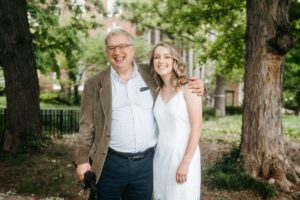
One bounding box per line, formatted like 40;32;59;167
225;90;235;106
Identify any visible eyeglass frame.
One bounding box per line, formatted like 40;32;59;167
106;44;133;52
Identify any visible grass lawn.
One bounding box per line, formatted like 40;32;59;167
0;96;5;107
202;114;300;143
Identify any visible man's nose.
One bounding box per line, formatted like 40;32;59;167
114;46;122;54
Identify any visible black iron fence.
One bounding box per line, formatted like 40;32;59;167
41;108;80;136
0;107;80;138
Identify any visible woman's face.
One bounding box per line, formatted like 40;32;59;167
153;46;174;78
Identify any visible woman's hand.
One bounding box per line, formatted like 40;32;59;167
176;159;190;183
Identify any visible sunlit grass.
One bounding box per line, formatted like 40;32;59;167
282;115;300;139
0;96;5;107
202;114;300;142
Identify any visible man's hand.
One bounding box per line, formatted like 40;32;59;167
188;77;206;96
77;163;92;180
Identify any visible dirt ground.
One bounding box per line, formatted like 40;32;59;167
0;137;299;200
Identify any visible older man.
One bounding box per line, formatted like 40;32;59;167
76;28;204;200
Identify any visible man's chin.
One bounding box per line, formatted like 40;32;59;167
112;63;132;70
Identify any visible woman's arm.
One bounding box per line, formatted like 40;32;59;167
176;84;202;183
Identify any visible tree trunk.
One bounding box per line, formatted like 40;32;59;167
73;84;79;105
240;0;299;191
295;92;300;116
214;74;226;117
0;0;42;152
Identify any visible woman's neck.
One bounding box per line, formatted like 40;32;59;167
161;75;174;91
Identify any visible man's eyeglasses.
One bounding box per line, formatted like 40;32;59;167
106;44;133;52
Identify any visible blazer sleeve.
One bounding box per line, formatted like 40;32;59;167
76;79;95;165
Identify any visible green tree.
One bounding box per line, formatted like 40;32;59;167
0;0;105;151
28;0;105;74
27;0;105;105
134;35;153;64
284;0;300;115
0;0;42;152
119;0;246;116
241;0;299;192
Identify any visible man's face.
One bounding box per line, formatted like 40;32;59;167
106;33;135;71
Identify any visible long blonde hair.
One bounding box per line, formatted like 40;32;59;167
150;41;189;90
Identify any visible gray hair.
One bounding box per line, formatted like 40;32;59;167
105;28;134;46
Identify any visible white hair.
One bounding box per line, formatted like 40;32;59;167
105;28;134;46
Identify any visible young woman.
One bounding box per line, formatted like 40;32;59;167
151;42;202;200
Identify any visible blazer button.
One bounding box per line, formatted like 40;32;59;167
102;152;107;155
106;134;110;137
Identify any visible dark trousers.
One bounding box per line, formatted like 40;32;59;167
89;148;154;200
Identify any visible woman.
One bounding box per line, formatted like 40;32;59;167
151;42;202;200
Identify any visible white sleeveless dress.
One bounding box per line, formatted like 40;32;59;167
153;90;201;200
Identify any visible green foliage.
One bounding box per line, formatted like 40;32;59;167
20;130;51;152
207;146;277;199
225;106;243;115
203;106;214;119
216;195;228;200
26;0;107;105
1;91;81;108
118;0;246;81
27;0;105;74
134;35;153;64
0;96;5;107
40;91;81;106
284;0;300;113
81;30;109;78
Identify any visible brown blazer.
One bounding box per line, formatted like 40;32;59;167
76;64;158;182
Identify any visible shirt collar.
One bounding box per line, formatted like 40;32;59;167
110;62;139;82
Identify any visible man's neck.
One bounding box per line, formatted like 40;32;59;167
113;64;135;83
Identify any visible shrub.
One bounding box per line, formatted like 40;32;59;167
225;106;243;115
203;106;214;119
207;145;277;199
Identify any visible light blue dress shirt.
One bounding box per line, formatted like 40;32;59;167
109;63;158;153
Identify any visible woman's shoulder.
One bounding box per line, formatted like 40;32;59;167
181;84;191;97
181;84;201;102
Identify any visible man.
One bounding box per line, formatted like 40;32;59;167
76;28;204;200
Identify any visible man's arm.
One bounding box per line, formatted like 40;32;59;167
76;80;95;180
188;77;207;96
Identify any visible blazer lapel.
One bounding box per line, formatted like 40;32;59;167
99;68;112;133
